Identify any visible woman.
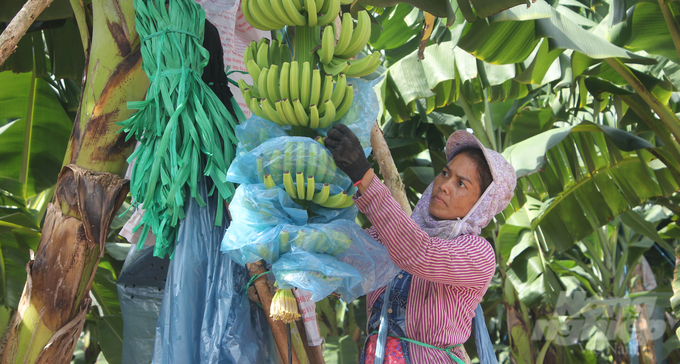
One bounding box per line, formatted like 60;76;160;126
325;125;516;364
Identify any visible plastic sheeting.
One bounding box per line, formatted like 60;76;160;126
118;245;170;364
151;177;276;364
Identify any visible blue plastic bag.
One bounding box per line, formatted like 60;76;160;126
152;177;276;364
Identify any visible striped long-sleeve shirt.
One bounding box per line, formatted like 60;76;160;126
354;176;496;363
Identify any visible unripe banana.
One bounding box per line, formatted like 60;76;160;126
256;38;270;69
292;99;310;127
289;61;300;101
306;176;315;200
321;191;347;208
334;83;353;121
281;0;306;26
296;172;306;199
309;69;321;109
258;67;270;107
323;57;351;75
270;149;283;180
275;100;291;125
333;13;352;55
315;136;325;147
346;51;381;77
262;98;284;125
315;150;328;183
283;142;294;173
267;64;280;102
242;0;274;31
318;74;334;114
257;156;265;182
337;10;370;58
271;0;295;26
300;61;311;108
315;0;325;13
318;0;330;15
281;99;300;126
336;194;355;208
244;41;257;64
269;39;281;68
279;62;290;100
318;99;336;128
317;0;340;26
312;183;330;204
249;97;268;120
243;88;253;104
279;230;291;253
264;174;276;189
319;26;334;65
306;143;317;178
308;104;320;129
306;0;317;26
330;73;346;107
283;171;297;199
245;59;262;84
280;43;291;63
238;79;250;94
296;141;306;174
256;0;285;29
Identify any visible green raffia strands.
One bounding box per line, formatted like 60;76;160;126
118;0;242;259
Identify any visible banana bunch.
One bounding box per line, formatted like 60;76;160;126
241;0;343;30
270;288;301;323
239;54;354;128
255;141;354;208
318;11;381;78
280;228;351;255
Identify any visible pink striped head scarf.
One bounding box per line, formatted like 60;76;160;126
411;130;517;240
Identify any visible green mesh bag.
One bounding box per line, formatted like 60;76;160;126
118;0;243;258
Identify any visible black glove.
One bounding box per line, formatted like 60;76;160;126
325;124;372;183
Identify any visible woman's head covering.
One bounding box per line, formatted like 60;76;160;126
411;130;517;239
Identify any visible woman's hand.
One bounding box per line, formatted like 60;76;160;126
324;124;372;184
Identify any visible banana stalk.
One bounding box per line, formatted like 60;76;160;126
1;0;148;362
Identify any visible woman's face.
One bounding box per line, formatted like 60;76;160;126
429;153;483;220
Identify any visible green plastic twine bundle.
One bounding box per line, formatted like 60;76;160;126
118;0;242;258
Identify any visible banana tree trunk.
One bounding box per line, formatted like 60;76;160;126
0;0;148;362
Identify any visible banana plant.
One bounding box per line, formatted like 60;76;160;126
0;0;147;362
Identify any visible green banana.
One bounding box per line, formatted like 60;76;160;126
281;0;306;26
318;99;336;128
279;230;291;253
335;194;355;208
318;0;331;15
267;64;280;102
256;0;285;29
243;41;257;64
245;59;262;85
237;79;250;94
312;183;330;204
330;73;346;107
333;13;352;55
283;171;297;198
315;150;328;183
262;98;284;124
300;61;311;108
315;136;325;147
337;10;370;58
283;142;294;173
323;57;351;75
275;100;291;125
271;0;295;26
317;0;339;26
318;74;334;114
242;0;275;31
291;0;303;11
308;104;319;129
306;143;317;178
256;39;270;69
306;176;315;201
270;149;283;180
296;171;306;199
333;83;353;121
282;99;300;126
280;43;291;63
306;0;318;26
319;26;334;65
321;191;347;208
296;141;306;174
279;62;290;100
264;174;276;189
268;39;279;67
346;51;381;77
257;156;265;182
249;97;268;120
292;99;309;127
289;61;300;102
309;69;321;109
257;67;270;107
